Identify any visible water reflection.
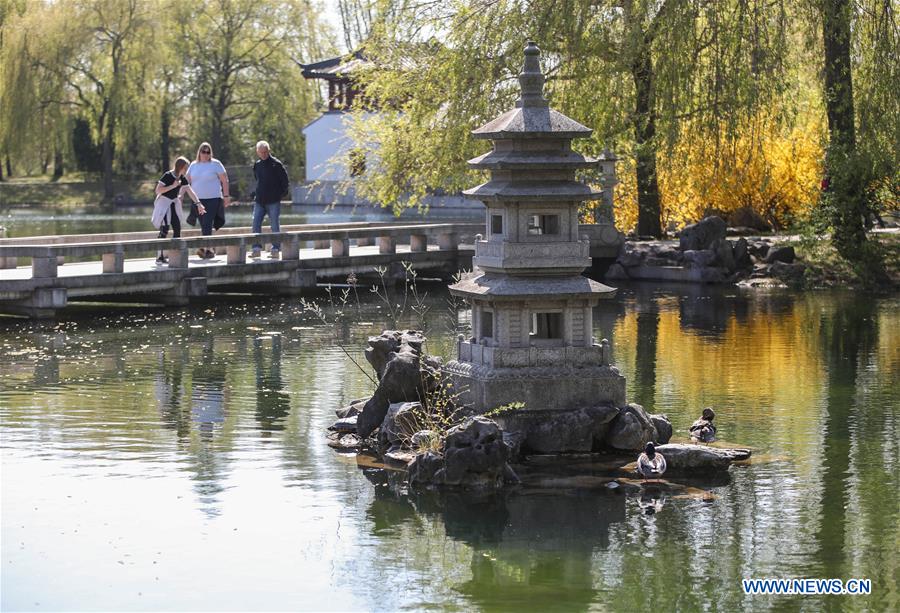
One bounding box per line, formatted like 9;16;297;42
155;347;189;440
253;335;291;433
190;338;227;441
0;285;897;611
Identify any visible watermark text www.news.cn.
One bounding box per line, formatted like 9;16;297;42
742;578;871;595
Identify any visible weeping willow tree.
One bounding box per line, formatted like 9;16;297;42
345;0;795;236
0;0;334;192
811;0;896;278
176;0;335;165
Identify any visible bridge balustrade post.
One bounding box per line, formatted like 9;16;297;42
227;239;246;264
168;240;189;268
410;234;428;252
331;238;350;257
356;236;374;246
313;239;329;250
0;255;17;269
438;232;459;251
102;246;124;273
378;235;396;254
32;255;58;278
282;236;300;260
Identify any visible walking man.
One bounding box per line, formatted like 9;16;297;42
250;140;290;259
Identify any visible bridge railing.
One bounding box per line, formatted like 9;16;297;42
0;222;484;279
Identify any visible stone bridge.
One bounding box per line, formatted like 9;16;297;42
0;222;482;318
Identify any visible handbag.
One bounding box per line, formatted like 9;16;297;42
186;201;199;226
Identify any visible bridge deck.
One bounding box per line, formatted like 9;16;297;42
0;222;480;318
0;243;443;281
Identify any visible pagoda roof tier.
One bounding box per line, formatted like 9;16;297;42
472;107;592;140
300;51;367;81
449;273;617;300
463;180;603;201
468;149;598;170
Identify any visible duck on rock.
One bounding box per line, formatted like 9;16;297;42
689;407;717;443
637;442;667;478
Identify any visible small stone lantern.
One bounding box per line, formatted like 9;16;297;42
445;42;626;415
596;148;618;224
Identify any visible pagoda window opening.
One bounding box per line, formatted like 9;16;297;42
490;214;503;235
530;312;563;340
527;214;560;235
480;310;494;340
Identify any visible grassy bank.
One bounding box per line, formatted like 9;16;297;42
797;230;900;290
0;175;156;207
0;168;255;207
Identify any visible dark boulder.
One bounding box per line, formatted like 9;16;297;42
605;263;629;280
679;216;727;251
653;443;751;472
356;331;442;439
525;405;619;453
377;402;422;453
407;451;445;486
712;238;735;271
683;249;717;268
728;206;771;232
748;241;771;259
770;261;806;285
732;238;752;269
604;403;662;450
328;415;358;433
442;416;511;489
650;414;673;444
365;330;426;380
765;245;796;264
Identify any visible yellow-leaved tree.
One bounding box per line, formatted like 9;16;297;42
614;114;825;233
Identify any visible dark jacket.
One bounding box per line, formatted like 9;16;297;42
253;155;290;204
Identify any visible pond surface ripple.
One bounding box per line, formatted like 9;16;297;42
1;284;898;612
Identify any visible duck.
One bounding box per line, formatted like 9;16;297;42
637;442;667;478
689;407;717;443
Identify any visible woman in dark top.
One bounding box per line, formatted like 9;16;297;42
153;156;201;264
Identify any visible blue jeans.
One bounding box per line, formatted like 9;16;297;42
199;198;223;236
252;201;281;250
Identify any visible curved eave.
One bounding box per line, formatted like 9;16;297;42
467;150;598;170
463;181;604;201
472;107;593;140
449;273;617;300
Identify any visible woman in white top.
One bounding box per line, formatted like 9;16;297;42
152;156;201;264
186;142;230;259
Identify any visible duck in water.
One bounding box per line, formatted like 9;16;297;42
690;407;717;443
637;442;667;478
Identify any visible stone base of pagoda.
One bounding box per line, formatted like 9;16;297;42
444;360;626;413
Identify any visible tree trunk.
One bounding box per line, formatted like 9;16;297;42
632;40;662;238
5;155;11;179
822;0;856;149
821;0;868;258
160;104;170;171
101;120;115;200
53;147;64;180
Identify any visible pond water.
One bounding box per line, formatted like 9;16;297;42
0;203;477;238
2;279;897;611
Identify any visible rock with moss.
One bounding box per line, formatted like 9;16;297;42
604;403;671;451
653;443;751;472
408;416;519;490
355;330;442;439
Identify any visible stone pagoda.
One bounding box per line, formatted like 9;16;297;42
446;42;626;416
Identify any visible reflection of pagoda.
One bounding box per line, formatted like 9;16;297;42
446;42;625;413
300;51;369;182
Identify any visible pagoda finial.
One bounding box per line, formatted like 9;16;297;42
516;41;548;108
